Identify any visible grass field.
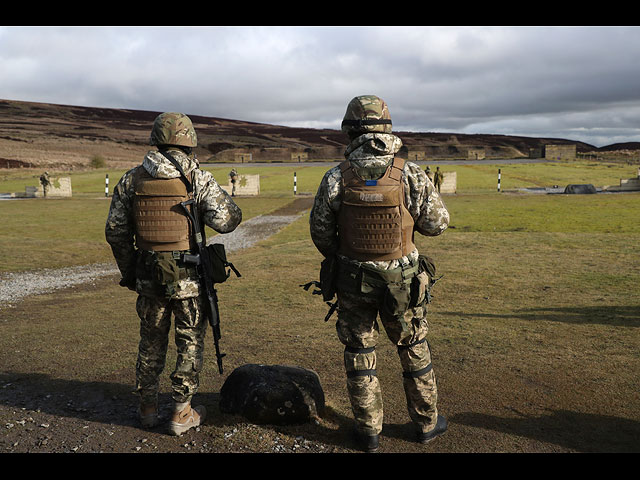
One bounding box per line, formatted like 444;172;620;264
1;160;639;453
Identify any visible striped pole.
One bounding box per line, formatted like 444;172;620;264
498;169;501;192
105;174;109;197
294;171;297;195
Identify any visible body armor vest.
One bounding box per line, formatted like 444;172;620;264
337;157;416;261
132;167;194;252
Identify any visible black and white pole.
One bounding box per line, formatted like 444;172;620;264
105;174;109;197
294;171;297;195
497;169;501;192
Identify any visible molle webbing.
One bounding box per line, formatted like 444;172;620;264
133;167;193;252
338;157;416;261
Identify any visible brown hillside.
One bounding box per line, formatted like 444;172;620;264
0;98;600;170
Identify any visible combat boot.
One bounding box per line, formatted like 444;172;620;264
417;414;447;444
353;429;379;453
138;402;159;429
168;402;206;436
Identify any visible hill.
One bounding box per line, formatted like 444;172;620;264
0;98;620;170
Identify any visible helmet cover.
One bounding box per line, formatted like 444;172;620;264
149;112;198;147
341;95;392;136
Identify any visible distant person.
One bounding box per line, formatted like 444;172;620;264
309;95;450;452
425;165;433;182
39;171;51;197
105;112;242;436
229;168;238;196
433;166;443;193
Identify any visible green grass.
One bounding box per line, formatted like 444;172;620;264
445;193;640;233
1;161;639;272
442;161;635;193
0;196;293;272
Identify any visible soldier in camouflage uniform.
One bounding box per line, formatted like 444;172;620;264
309;96;449;452
229;168;238;197
433;166;443;193
105;112;242;435
39;171;51;197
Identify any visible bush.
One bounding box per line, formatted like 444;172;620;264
90;155;106;168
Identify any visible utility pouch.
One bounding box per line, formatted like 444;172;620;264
409;271;430;308
417;254;439;304
205;244;229;284
154;252;181;285
205;243;241;284
418;254;437;279
319;256;337;301
383;282;411;316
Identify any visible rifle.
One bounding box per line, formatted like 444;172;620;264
160;149;240;374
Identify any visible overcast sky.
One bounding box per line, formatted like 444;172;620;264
1;26;640;147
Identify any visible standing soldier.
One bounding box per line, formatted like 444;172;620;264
433;166;443;193
105;112;242;435
39;171;51;197
309;95;449;452
229;168;238;197
425;165;432;182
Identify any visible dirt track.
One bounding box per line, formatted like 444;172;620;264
0;197;314;308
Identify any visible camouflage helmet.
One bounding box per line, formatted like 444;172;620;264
341;95;392;136
149;112;197;147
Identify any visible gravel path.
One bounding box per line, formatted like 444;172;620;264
0;210;305;307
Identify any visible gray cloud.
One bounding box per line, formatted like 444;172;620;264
1;26;640;147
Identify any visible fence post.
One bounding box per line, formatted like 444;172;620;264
498;169;501;192
294;171;297;195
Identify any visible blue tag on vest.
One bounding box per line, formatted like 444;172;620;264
365;180;377;186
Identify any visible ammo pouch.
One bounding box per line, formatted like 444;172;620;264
204;243;236;284
415;254;438;305
319;256;337;301
154;252;182;285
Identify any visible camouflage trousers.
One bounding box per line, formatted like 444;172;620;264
336;289;438;436
135;294;207;406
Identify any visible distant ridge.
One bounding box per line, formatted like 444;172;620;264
0;98;628;170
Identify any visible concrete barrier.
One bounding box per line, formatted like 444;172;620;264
220;174;260;196
440;171;457;194
12;177;73;198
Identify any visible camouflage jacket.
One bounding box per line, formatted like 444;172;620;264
309;133;449;271
105;148;242;299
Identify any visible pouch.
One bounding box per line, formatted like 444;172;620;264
154;252;181;285
409;271;430;308
382;282;411;317
418;255;436;279
206;243;231;284
319;256;337;301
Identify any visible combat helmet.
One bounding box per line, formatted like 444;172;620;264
149;112;198;148
341;95;392;137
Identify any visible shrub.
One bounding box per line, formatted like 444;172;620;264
90;155;106;168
